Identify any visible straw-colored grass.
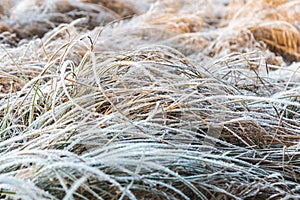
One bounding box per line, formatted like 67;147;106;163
250;25;300;63
0;0;300;199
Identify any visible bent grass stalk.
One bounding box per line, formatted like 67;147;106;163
0;0;300;199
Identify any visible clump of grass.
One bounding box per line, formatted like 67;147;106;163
0;0;138;41
226;0;300;63
250;24;300;63
0;0;300;199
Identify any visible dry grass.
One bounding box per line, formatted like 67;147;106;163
0;0;300;199
226;0;300;63
250;25;300;63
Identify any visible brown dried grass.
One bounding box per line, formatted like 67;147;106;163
225;0;300;63
0;21;12;33
0;0;122;40
0;77;24;93
250;25;300;63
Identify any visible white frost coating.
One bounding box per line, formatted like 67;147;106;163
269;62;300;82
0;0;299;199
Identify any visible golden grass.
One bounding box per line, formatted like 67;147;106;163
224;0;300;64
148;14;203;34
250;25;300;63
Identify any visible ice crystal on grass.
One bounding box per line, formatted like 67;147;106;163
0;0;300;199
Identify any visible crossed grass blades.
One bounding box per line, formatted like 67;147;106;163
0;0;300;199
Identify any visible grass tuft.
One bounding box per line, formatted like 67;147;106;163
0;0;300;199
